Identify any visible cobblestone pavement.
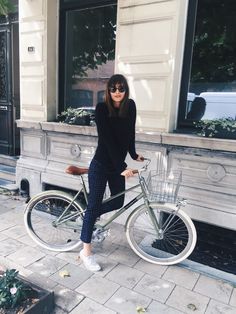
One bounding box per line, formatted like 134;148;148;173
0;191;235;314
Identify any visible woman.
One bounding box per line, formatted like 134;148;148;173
80;74;143;271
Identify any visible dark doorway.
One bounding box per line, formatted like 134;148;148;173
0;13;20;156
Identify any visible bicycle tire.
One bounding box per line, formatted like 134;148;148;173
24;190;85;252
126;202;197;265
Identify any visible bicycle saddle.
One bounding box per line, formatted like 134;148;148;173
65;165;89;175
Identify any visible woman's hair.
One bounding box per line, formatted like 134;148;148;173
104;74;130;117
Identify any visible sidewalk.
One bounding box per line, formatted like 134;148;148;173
0;191;235;314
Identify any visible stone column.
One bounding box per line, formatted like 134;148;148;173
19;0;58;121
116;0;188;132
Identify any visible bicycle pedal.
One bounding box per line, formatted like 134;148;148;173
92;228;110;243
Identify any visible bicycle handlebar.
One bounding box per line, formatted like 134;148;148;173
132;157;151;175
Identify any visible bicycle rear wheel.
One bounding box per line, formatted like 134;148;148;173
24;190;85;252
126;203;197;265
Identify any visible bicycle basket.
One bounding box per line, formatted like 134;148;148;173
145;170;182;203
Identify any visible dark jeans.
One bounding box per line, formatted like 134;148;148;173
80;158;125;243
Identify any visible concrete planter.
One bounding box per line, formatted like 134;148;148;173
0;273;54;314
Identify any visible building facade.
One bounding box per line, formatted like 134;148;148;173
16;0;236;231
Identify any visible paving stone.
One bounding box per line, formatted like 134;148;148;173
18;234;38;247
26;272;58;290
0;256;33;277
147;300;183;314
108;223;130;248
105;286;151;314
27;255;68;276
134;273;175;303
85;255;118;278
134;259;167;278
0;220;16;231
108;245;140;267
93;239;119;256
205;299;236;314
52;306;68;314
8;246;45;267
2;224;27;239
38;247;59;256
0;234;8;241
194;275;233;304
50;263;92;289
105;264;144;289
0;238;24;256
70;297;117;314
76;276;120;304
54;285;84;312
230;288;236;307
162;266;200;290
166;286;209;314
56;251;82;265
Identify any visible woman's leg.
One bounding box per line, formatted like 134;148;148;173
80;159;107;250
100;172;125;215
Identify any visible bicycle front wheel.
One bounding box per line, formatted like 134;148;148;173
126;203;197;265
24;190;85;252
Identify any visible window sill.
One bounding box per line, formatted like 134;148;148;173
16;120;236;153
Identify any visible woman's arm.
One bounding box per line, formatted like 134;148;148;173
128;100;138;160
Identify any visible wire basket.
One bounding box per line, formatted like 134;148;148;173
145;170;182;203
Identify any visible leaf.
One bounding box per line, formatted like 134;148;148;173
59;270;71;278
136;306;146;313
187;303;197;311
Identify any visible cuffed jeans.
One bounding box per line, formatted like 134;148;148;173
80;158;125;243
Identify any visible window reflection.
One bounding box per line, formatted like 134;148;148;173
186;0;236;121
64;4;117;109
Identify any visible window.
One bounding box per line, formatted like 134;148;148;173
178;0;236;129
59;0;117;111
97;90;105;103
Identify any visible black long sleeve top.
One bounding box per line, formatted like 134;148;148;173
94;99;138;173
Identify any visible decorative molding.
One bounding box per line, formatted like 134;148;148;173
21;131;46;158
70;144;81;158
19;0;45;22
120;0;174;8
207;164;226;183
21;79;44;106
120;15;173;26
118;54;170;64
127;73;169;79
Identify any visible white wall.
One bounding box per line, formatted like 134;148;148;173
116;0;188;131
19;0;58;121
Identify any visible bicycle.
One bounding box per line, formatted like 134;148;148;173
24;158;197;265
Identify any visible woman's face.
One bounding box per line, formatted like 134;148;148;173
109;84;126;105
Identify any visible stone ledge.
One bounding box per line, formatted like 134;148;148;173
16;120;236;153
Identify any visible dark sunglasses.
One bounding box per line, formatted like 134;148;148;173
109;86;126;93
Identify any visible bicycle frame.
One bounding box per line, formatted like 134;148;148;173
54;158;179;234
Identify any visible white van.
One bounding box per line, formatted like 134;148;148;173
199;92;236;120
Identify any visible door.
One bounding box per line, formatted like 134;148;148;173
0;16;19;155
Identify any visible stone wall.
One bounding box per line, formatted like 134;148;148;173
16;122;236;231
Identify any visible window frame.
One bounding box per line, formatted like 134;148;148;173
59;0;117;113
177;0;198;130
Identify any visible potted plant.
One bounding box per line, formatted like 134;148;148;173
57;107;95;126
194;117;236;139
0;269;54;314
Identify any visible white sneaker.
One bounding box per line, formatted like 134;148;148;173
79;250;101;272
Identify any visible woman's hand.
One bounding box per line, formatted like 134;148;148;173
136;154;144;162
121;168;134;178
